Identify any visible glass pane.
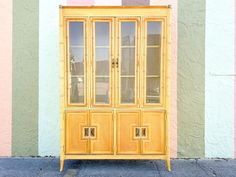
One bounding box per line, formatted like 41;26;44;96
121;22;135;46
70;47;84;75
95;22;110;46
94;22;111;105
121;77;135;103
147;22;161;46
146;21;162;104
95;77;109;104
69;21;85;104
69;22;84;46
146;48;160;75
70;77;84;103
146;77;160;103
95;48;110;75
121;48;135;75
120;21;136;104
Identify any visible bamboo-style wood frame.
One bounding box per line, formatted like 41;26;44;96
66;18;88;107
116;18;140;108
60;5;171;172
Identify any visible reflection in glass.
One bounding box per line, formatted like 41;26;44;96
146;21;161;104
69;22;84;46
70;48;84;75
120;22;136;104
146;77;160;103
95;48;110;75
121;48;135;75
70;77;84;103
94;22;110;104
147;48;160;75
147;22;161;45
121;77;135;103
95;22;110;46
95;77;109;104
69;21;85;104
121;22;135;46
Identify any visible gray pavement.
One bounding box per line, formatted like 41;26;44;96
0;158;235;177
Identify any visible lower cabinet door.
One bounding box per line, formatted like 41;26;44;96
90;111;113;154
116;111;140;154
141;111;165;154
65;111;89;154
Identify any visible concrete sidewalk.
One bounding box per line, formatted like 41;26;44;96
0;158;235;177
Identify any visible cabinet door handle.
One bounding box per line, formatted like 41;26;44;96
112;58;115;68
116;58;119;68
141;127;147;138
90;127;96;139
83;127;90;139
134;127;140;138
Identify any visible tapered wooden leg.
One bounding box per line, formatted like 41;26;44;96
60;159;64;172
166;158;171;172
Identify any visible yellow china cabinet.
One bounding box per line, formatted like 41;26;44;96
59;6;171;172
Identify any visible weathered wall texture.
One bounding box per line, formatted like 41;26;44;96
12;0;39;155
177;0;205;157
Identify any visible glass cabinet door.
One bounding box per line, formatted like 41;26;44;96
117;19;139;107
144;20;163;105
91;19;113;106
67;20;86;105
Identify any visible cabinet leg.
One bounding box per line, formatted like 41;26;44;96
60;159;64;172
166;158;171;172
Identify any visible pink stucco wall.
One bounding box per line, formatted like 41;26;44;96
0;0;12;156
67;0;94;6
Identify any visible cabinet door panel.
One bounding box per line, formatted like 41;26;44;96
65;112;89;154
141;111;165;154
92;19;113;107
67;21;87;106
90;111;113;154
117;112;140;154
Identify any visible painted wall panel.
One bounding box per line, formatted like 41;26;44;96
0;0;12;156
150;0;177;158
205;0;234;158
95;0;121;6
67;0;94;6
122;0;149;6
177;0;205;157
12;0;39;156
39;0;67;156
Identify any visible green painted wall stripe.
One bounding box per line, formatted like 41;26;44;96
12;0;39;156
177;0;205;157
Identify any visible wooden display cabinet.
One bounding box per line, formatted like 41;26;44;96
59;5;171;172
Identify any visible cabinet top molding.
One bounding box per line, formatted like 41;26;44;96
59;6;171;17
59;5;172;9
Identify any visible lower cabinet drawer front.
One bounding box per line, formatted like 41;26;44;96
141;111;165;154
65;112;89;154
